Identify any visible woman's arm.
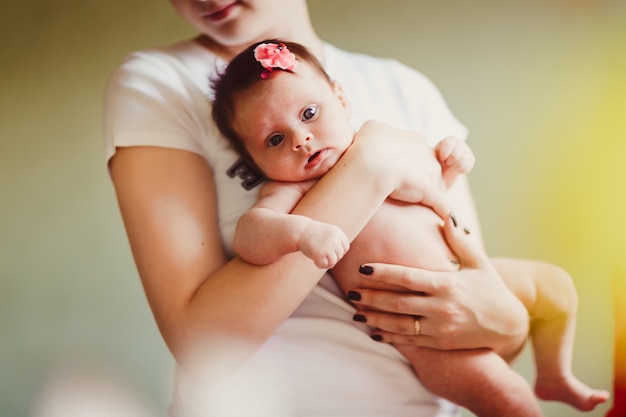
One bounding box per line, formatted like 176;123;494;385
109;125;444;374
111;147;326;373
342;130;528;353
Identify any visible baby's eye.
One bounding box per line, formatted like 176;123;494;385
268;133;284;147
302;105;318;121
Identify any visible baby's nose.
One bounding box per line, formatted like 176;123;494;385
292;134;311;151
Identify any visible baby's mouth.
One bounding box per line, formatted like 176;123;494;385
307;151;321;164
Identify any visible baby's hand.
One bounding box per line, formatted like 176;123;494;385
435;136;475;184
298;221;350;269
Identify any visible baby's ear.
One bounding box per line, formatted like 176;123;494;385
331;80;352;117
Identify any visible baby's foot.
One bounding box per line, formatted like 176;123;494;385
535;374;610;411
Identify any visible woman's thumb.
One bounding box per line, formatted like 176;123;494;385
443;213;489;268
422;186;451;221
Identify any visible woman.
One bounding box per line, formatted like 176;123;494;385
104;1;528;415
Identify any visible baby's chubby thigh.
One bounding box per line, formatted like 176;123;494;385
331;199;458;296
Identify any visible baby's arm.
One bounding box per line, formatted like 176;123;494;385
435;136;475;188
234;180;349;269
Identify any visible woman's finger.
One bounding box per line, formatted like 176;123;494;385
354;310;422;337
369;330;445;350
354;262;442;295
355;212;482;292
421;185;451;221
353;310;452;349
442;212;489;269
350;287;441;316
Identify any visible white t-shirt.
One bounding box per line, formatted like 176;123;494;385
104;39;467;417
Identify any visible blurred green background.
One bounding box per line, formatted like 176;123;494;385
1;1;625;416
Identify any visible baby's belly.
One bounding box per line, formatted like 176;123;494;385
332;200;458;295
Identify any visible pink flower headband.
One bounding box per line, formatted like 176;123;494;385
253;42;298;79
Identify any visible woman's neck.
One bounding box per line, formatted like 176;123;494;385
195;33;323;63
195;15;324;64
194;0;324;62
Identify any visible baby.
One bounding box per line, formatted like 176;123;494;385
211;40;608;416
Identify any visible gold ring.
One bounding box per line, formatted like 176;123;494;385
414;318;421;335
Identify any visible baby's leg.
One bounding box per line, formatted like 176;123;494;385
532;313;609;410
494;259;609;411
396;344;543;417
530;279;610;410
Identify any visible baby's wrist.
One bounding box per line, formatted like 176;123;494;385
293;216;315;250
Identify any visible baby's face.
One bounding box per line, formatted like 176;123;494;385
230;62;355;182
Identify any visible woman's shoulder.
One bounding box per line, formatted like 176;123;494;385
103;38;225;165
107;38;224;94
324;43;415;72
323;43;432;89
117;38;218;67
322;42;466;142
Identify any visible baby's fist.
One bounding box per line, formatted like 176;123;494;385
435;136;475;181
298;221;350;269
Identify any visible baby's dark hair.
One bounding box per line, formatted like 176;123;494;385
211;39;332;170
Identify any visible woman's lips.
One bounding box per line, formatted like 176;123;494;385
204;2;239;22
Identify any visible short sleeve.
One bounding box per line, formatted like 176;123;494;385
323;44;468;148
385;59;468;146
103;50;212;165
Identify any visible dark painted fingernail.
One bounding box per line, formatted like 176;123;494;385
347;291;361;301
371;334;383;342
353;314;367;323
450;259;459;265
450;212;458;227
359;265;374;275
463;227;471;235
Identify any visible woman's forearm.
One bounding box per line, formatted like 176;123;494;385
111;140;419;372
179;162;400;374
180;252;326;373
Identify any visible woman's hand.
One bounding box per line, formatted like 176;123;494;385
350;214;529;358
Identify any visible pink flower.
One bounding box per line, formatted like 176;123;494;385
253;43;298;72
